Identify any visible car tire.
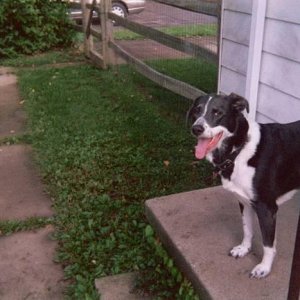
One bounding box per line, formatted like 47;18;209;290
111;2;128;18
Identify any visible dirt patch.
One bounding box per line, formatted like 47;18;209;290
95;273;152;300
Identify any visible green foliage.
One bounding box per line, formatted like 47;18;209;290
0;0;75;58
140;225;200;299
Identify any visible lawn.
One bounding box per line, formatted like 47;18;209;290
114;24;217;40
14;55;217;299
147;58;217;93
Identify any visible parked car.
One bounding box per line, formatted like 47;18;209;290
69;0;145;23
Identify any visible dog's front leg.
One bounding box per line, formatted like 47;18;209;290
250;201;278;279
229;202;255;258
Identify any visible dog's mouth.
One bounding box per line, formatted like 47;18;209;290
195;132;223;159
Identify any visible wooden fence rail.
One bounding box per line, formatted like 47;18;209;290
109;40;206;98
70;0;219;100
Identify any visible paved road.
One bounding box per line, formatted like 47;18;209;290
128;0;217;27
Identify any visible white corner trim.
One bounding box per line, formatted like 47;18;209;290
217;1;225;94
245;0;267;120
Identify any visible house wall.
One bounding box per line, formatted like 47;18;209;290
219;0;300;123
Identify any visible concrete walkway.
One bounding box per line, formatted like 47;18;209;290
0;67;66;299
0;67;26;137
0;66;149;300
146;186;299;300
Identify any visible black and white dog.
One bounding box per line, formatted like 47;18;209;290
187;92;300;278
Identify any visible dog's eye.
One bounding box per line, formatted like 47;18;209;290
212;109;222;117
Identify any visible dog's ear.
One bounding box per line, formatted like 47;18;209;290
228;93;249;113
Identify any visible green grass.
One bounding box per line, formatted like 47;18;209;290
160;24;217;38
16;56;217;299
114;24;217;40
148;58;217;93
1;49;84;68
0;134;32;146
0;217;53;236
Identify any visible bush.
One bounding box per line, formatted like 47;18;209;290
0;0;75;58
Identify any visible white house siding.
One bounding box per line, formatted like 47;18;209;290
219;0;300;123
218;0;251;113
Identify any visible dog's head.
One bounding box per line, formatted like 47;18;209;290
187;93;249;160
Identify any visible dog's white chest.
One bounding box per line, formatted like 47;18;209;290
222;163;255;202
221;122;261;203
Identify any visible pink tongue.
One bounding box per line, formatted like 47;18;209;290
195;138;212;160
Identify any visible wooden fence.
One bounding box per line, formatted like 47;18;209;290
70;0;220;100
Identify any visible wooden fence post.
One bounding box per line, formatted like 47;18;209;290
81;0;93;58
100;0;113;68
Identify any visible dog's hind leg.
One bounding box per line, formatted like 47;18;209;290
229;202;255;258
250;201;278;278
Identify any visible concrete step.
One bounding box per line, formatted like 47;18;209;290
145;186;299;300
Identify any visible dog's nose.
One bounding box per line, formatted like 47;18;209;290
192;124;204;136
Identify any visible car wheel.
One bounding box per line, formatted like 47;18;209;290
111;2;128;18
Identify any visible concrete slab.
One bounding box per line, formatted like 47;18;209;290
0;225;66;300
0;145;53;220
0;67;26;137
95;273;152;300
145;186;300;300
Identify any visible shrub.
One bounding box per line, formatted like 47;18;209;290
0;0;75;58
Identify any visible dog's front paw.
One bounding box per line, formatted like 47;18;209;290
250;263;271;279
229;244;250;258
